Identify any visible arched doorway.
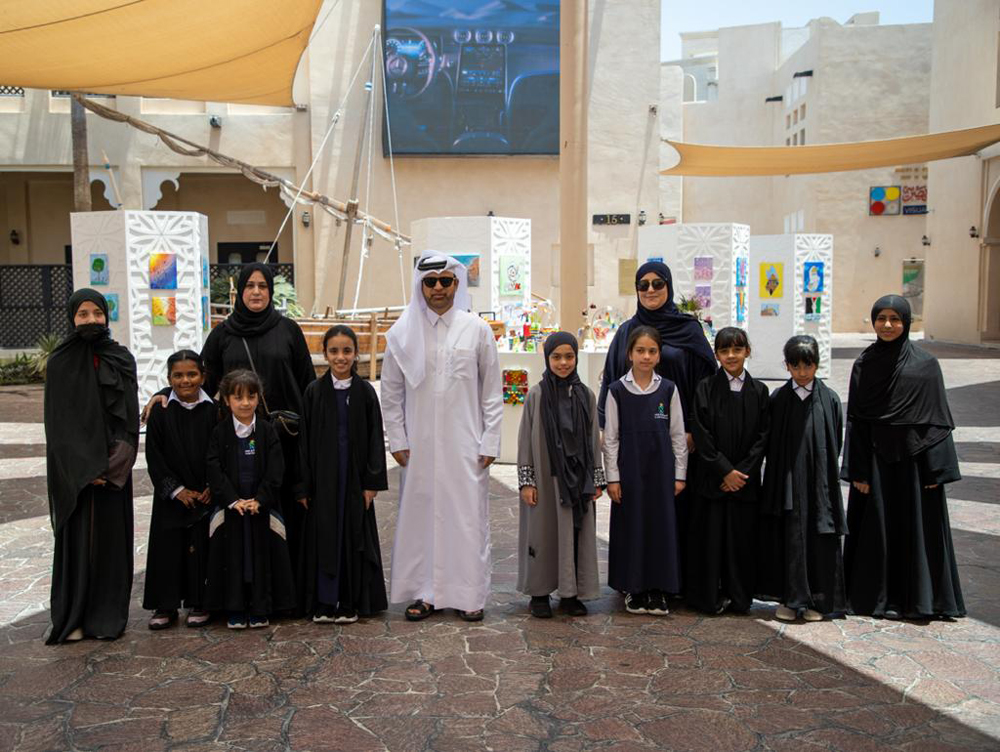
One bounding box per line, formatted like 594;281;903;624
983;175;1000;343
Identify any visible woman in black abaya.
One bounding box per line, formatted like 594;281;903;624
45;289;139;643
841;295;965;619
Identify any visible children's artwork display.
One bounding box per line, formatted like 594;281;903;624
202;255;210;289
151;296;176;326
502;369;529;405
202;295;211;331
869;186;901;216
106;292;120;321
735;290;747;323
760;303;780;317
149;253;178;289
451;254;481;287
90;253;109;285
694;285;712;309
805;294;822;320
759;262;783;299
735;257;748;287
693;256;713;281
499;254;526;297
803;261;824;292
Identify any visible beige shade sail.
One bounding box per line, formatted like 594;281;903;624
660;124;1000;177
0;0;324;106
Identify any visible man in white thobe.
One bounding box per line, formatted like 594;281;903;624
381;252;503;620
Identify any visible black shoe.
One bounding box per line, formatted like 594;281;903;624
529;596;553;619
559;596;588;617
647;592;669;616
624;592;648;615
312;605;337;624
334;607;359;624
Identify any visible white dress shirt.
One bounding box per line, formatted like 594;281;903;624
727;370;746;392
793;378;814;401
331;373;353;390
602;369;689;482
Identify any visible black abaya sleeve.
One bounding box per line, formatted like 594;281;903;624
362;386;389;492
840;419;873;484
733;380;771;477
287;319;317;395
691;377;734;481
918;433;961;486
145;408;182;501
207;426;239;507
254;420;285;509
295;382;316;501
200;326;225;399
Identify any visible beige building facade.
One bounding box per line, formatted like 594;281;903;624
664;13;935;332
0;0;665;318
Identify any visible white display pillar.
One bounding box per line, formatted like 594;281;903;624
70;211;210;403
748;234;834;380
637;223;751;337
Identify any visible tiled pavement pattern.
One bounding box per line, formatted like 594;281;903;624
0;335;998;751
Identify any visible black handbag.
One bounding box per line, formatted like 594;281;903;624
241;338;300;437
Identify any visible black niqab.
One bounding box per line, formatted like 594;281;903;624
847;295;954;456
624;261;716;372
223;263;284;337
45;289;138;532
539;332;595;529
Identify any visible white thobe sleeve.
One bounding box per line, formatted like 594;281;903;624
380;346;409;453
602;392;621;483
670;388;688;481
477;325;503;458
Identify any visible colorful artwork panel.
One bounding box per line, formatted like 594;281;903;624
805;294;822;321
500;254;526;297
869;186;901;216
502;368;529;405
803;261;824;293
151;296;176;326
694;285;712;309
693;256;713;281
202;255;210;288
202;296;210;331
735;257;748;287
736;290;747;323
759;262;784;299
149;253;178;290
760;303;780;317
106;293;120;322
450;254;481;287
90;253;109;285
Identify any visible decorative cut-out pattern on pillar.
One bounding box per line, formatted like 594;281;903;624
793;234;834;379
673;223;750;335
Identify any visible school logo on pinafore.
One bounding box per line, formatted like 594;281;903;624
654;401;668;420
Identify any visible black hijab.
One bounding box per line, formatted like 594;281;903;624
222;262;283;337
627;261;715;371
848;294;954;456
540;332;595;529
45;289;138;532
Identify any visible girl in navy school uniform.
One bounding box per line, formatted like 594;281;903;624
205;369;295;629
603;325;689;616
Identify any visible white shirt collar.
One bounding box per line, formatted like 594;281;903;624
167;388;213;410
331;373;353;390
727;369;746;392
792;379;814;400
233;414;256;438
423;304;457;327
624;369;661;393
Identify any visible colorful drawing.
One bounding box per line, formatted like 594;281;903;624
869;185;901;216
760;303;780;317
202;255;210;289
500;254;526;297
89;254;109;285
803;261;824;293
694;285;712;309
151;296;176;326
451;254;481;287
106;293;119;322
735;257;748;287
149;253;178;290
805;293;823;317
502;368;529;405
736;290;747;323
759;262;783;299
694;256;713;281
202;295;210;331
647;256;664;263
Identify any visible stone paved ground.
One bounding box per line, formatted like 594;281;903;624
0;334;998;751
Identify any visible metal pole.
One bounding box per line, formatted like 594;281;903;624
559;0;588;338
337;28;379;309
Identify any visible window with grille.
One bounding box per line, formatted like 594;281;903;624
0;86;25;97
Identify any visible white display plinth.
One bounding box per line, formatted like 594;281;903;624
495;350;606;464
748;234;833;380
637;223;751;337
70;211;210;403
410;216;532;327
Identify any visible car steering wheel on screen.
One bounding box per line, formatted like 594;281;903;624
384;27;437;100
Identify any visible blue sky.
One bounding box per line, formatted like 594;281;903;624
660;1;935;61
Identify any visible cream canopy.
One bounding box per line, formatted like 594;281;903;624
661;124;1000;177
0;0;323;105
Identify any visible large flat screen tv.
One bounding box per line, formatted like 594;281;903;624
382;1;559;155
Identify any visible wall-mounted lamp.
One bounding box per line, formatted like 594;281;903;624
921;235;931;247
873;246;882;257
637;210;647;226
9;230;20;245
209;115;222;128
487;210;495;217
301;211;311;228
970;225;980;239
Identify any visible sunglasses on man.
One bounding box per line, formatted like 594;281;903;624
422;276;457;289
636;278;667;292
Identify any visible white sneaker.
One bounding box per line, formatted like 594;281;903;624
802;608;824;622
66;627;84;641
775;605;798;622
